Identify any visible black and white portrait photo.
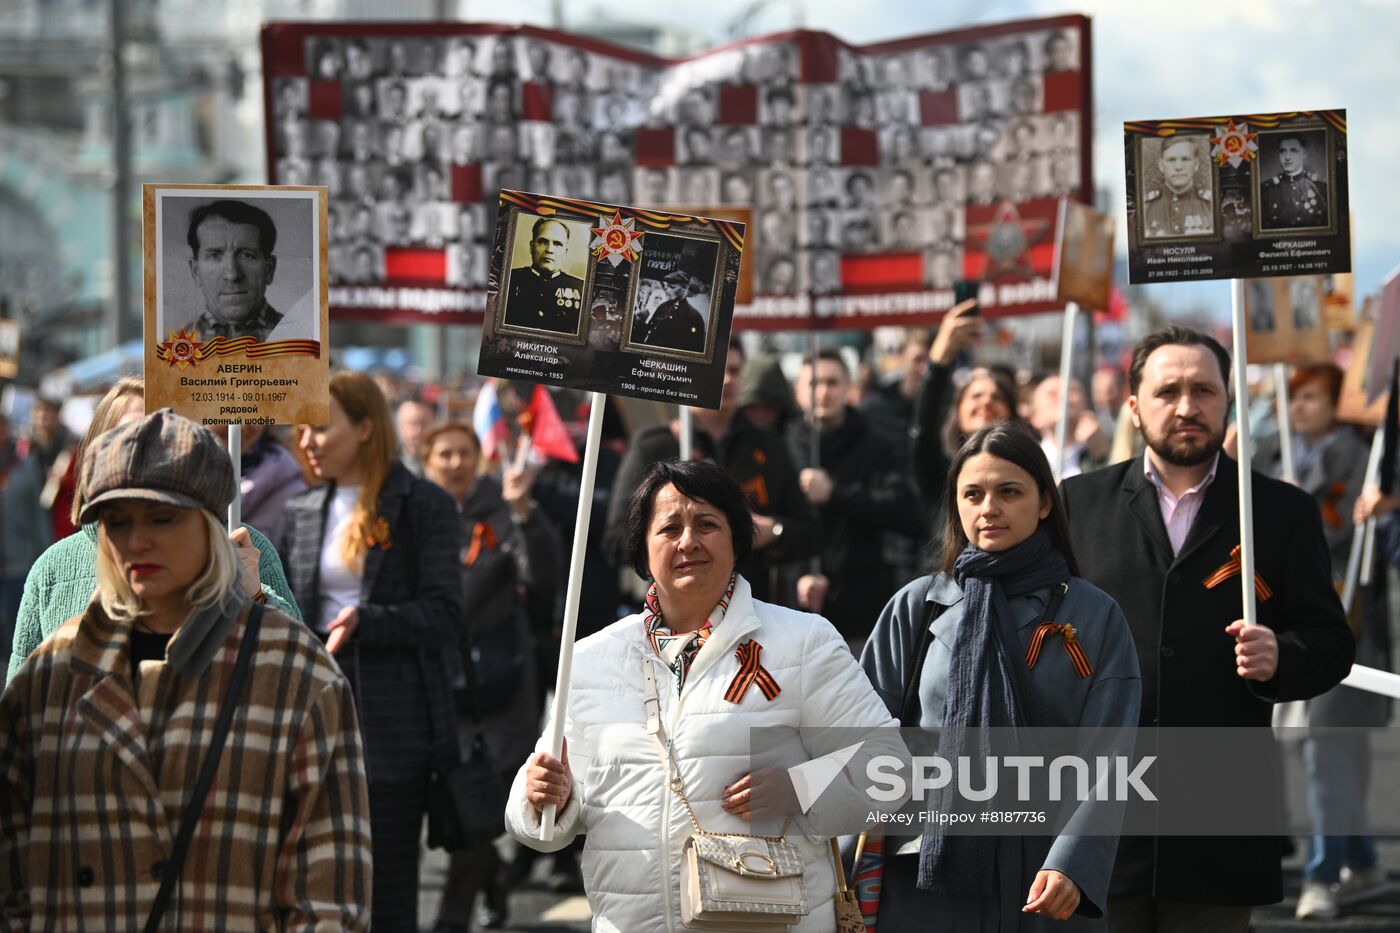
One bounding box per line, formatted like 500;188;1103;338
1256;128;1332;233
1290;276;1321;331
1137;135;1216;240
1246;279;1276;333
499;213;590;339
155;190;322;344
625;232;720;358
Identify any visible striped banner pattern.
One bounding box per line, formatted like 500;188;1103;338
156;335;322;366
498;190;747;254
1124;110;1346;137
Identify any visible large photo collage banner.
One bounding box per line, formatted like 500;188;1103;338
261;16;1091;330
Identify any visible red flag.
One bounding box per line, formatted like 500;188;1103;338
525;384;579;463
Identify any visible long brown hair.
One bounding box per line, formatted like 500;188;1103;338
939;421;1080;575
306;372;397;572
71;376;145;526
940;366;1019;456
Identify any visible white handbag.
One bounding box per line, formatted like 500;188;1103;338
643;660;811;931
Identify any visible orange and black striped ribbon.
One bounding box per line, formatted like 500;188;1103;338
156;335;321;365
1320;481;1346;529
1025;622;1094;679
725;640;780;703
1203;545;1274;601
463;521;498;567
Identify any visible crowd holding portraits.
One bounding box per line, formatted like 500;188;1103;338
268;23;1090;300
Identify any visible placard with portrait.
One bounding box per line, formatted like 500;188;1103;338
1123;110;1349;283
1242;276;1328;365
142;183;330;426
477;190;744;409
1053;198;1114;310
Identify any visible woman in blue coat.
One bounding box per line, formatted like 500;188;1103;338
860;421;1141;931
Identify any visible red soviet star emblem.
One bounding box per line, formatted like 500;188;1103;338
589;212;644;267
157;328;204;369
964;201;1053;281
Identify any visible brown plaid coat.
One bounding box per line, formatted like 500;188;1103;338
0;600;372;930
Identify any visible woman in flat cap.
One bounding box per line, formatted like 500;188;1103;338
0;410;372;929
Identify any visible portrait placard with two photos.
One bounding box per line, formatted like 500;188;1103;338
478;190;744;409
1123;110;1349;284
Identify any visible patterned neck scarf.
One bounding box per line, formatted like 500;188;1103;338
644;572;738;695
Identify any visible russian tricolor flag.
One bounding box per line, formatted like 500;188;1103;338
472;379;511;462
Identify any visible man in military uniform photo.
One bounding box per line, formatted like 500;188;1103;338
1260;133;1329;230
1142;136;1214;238
503;217;585;336
631;270;708;353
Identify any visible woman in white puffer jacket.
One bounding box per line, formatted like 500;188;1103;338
506;458;900;933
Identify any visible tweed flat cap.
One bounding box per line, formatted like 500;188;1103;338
78;409;234;524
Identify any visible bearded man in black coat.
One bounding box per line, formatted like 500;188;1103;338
1060;325;1353;933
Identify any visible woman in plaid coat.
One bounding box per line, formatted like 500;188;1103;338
0;411;372;929
282;373;464;933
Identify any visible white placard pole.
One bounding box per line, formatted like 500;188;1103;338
1230;280;1258;628
806;331;821;575
540;391;606;841
1053;302;1079;482
512;433;533;473
678;405;693;461
1360;422;1386;588
228;423;242;530
1341;427;1384;613
1272;363;1295;484
807;330;821;470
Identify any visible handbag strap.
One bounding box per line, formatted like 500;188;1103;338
830;838;851;895
642;658;791;841
144;601;264;933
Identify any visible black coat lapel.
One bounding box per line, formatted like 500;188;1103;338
1122;458;1174;559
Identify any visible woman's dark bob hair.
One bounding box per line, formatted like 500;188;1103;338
624;459;754;580
939;421;1080;576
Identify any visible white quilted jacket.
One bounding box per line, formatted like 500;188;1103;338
506;575;900;933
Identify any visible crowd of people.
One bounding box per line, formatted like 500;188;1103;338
0;313;1393;930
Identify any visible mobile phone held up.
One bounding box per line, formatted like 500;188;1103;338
953;279;982;316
